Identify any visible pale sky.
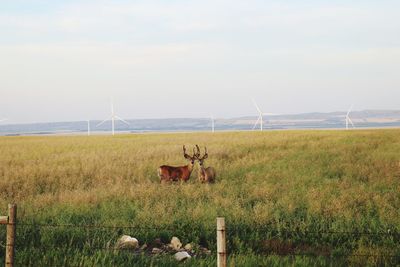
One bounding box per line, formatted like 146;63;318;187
0;0;399;123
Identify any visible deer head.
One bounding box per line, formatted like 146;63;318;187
195;145;208;167
183;145;197;165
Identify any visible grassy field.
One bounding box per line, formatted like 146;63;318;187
0;129;399;266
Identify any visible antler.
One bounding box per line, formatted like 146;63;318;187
195;145;201;159
183;145;198;160
203;146;208;160
183;145;190;159
195;145;208;160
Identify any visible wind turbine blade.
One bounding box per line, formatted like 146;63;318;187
346;105;353;116
348;117;355;128
252;98;262;114
252;115;261;130
96;118;111;127
115;115;130;125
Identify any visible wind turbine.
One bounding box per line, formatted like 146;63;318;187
210;114;215;133
96;99;129;135
345;105;355;130
252;99;278;131
87;120;91;136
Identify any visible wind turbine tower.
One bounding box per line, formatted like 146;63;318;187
211;114;215;133
345;105;355;130
96;99;129;135
252;99;264;131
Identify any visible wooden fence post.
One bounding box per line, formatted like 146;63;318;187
217;217;226;267
6;204;16;267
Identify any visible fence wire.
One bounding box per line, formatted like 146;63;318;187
1;221;399;260
9;245;399;259
17;222;182;231
14;222;400;237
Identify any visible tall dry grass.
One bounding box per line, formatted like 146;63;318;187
0;129;399;265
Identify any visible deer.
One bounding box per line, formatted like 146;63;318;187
158;145;197;183
195;145;216;183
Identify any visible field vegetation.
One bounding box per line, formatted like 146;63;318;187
0;129;399;266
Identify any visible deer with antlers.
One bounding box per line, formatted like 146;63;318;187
195;145;216;183
158;145;197;183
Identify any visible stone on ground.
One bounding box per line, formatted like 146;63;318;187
174;251;191;262
170;236;182;250
115;235;139;250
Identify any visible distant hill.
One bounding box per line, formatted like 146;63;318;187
1;110;400;136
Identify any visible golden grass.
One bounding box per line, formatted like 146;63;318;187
1;130;400;265
0;130;399;227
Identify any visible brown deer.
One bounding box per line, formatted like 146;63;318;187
195;145;216;183
158;145;197;183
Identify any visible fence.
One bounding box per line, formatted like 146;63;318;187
1;203;400;266
2;204;226;267
0;204;16;267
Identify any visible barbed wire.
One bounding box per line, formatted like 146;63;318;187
227;225;399;237
227;231;400;238
15;244;138;252
2;221;399;261
13;222;400;237
1;241;398;260
11;245;400;259
16;222;209;232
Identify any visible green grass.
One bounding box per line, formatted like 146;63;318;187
0;129;400;266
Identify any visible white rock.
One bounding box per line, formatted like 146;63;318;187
170;236;182;250
174;251;191;262
115;235;139;250
184;243;193;251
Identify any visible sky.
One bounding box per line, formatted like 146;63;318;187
0;0;399;123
